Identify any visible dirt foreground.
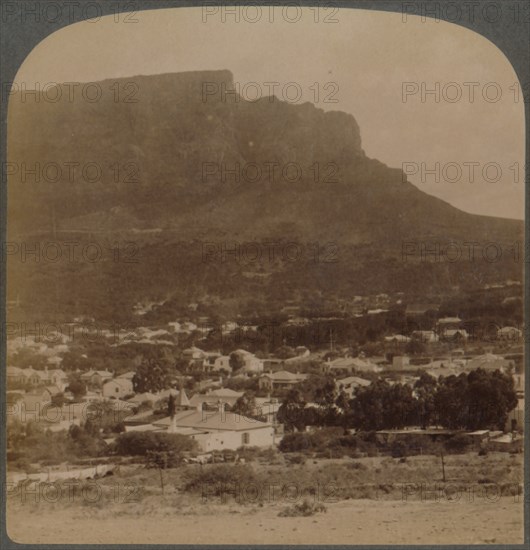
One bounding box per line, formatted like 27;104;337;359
8;496;524;545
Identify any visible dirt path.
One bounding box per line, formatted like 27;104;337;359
8;497;523;545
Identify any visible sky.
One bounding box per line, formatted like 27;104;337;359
14;6;525;219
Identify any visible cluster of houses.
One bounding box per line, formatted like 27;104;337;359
6;305;525;456
384;317;523;344
182;347;262;374
7;366;69;392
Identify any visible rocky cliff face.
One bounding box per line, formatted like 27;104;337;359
7;70;523;319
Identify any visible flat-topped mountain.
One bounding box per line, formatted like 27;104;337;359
7;70;523;320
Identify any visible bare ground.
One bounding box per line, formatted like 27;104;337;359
7;496;524;545
7;453;525;545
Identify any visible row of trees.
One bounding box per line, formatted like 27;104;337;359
277;369;518;432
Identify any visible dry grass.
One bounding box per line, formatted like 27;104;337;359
7;451;523;516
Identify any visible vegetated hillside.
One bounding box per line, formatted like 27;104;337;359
7;70;523;321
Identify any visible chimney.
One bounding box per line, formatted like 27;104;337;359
168;414;177;434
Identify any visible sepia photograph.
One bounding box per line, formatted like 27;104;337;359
2;2;527;547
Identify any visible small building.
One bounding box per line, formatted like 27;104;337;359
489;433;524;453
465;353;513;373
201;352;230;373
325;357;382;375
48;369;68;391
258;371;307;392
102;378;134;399
21;368;45;387
80;370;113;387
154;406;275;451
392;356;410;370
231;349;264;373
442;329;469;342
336;376;371;398
411;330;439;343
189;388;244;411
406;303;440;316
384;335;411;343
7;366;25;385
497;326;523;341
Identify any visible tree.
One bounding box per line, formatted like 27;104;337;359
383;384;416;429
413;372;438;429
349;380;387;431
133;357;174;393
231;392;257;418
51;393;66;408
229;352;246;373
167;394;176;419
464;369;517;430
405;339;426;355
66;374;86;400
277;389;306;432
434;369;517;430
335;390;352;432
314;379;339;425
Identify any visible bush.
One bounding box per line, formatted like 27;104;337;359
285;453;306;465
278;499;327;517
236;446;261;461
183;464;259;495
347;461;367;471
279;432;313;453
444;434;471;454
279;429;362;455
390;440;408;458
115;432;196;461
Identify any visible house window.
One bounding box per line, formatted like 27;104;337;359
115;388;119;393
242;432;250;445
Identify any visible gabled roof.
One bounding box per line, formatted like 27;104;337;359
175;388;190;407
328;357;381;372
497;326;521;333
127;392;159;403
384;334;411;342
444;329;468;337
183;346;205;355
22;367;45;378
153;410;272;432
232;349;253;356
80;370;95;378
207;388;244;398
337;376;371;388
406;303;440;314
261;370;307;382
117;371;136;380
49;369;67;377
466;353;510;370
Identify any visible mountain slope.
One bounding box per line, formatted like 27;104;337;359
7;70;523;321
